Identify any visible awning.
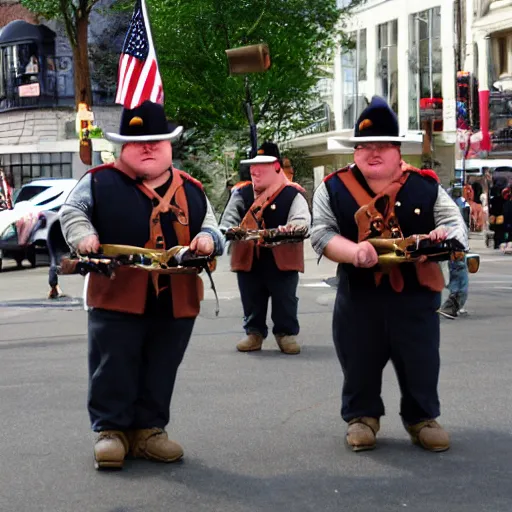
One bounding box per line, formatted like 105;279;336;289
0;20;55;45
473;7;512;34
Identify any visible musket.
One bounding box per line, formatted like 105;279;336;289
224;226;309;247
367;235;480;273
58;243;220;314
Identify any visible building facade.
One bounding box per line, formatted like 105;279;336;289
289;0;504;185
460;0;512;158
0;0;126;191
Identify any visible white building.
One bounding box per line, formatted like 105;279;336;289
287;0;462;186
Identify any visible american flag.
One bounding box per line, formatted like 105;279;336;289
115;0;164;109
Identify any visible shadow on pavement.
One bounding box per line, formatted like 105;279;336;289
94;427;512;511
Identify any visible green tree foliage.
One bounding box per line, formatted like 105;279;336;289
149;0;364;142
20;0;100;106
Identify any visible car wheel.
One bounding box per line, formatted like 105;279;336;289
0;257;2;272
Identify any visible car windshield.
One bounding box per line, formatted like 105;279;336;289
14;185;50;204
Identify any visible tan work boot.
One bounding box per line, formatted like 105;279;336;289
130;428;184;462
406;420;450;452
275;335;301;355
346;417;380;452
236;333;264;352
94;430;129;469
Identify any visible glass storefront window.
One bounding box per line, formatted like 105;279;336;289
409;6;443;131
0;43;39;91
359;29;367;81
341;30;367;129
376;20;398;115
342;37;357;129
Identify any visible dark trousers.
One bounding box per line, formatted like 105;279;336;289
236;265;299;339
332;283;441;426
88;308;194;432
493;225;505;248
47;221;67;288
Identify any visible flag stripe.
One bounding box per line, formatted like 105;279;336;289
131;53;155;107
124;59;145;109
138;61;157;107
116;54;130;101
150;72;162;103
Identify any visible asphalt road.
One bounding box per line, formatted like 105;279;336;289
0;239;511;512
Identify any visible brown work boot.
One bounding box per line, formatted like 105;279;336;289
130;428;184;462
406;420;450;452
94;430;129;469
346;417;380;452
236;333;264;352
275;335;301;355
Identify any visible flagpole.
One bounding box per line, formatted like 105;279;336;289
139;0;163;104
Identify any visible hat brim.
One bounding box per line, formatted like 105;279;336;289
105;125;183;144
340;135;421;147
240;155;278;164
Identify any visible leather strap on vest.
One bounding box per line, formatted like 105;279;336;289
236;183;288;262
134;170;191;296
240;183;288;229
337;168;442;292
337;168;373;207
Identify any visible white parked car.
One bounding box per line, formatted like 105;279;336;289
0;178;77;271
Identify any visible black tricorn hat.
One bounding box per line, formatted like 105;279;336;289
341;96;419;146
240;141;282;165
105;101;183;144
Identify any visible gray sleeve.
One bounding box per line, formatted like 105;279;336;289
59;173;98;251
434;186;469;250
310;182;340;255
196;196;225;256
219;192;244;233
286;193;311;233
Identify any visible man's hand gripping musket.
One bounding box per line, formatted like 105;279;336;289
58;243;220;314
367;235;480;273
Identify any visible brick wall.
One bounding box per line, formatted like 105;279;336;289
0;105;122;147
0;3;37;27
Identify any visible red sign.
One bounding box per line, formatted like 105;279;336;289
18;83;40;97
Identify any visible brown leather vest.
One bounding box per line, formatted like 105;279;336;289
87;168;204;318
338;167;445;292
230;184;304;273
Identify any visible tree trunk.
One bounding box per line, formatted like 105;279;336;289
72;14;93;107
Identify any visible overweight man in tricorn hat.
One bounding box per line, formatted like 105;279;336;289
220;142;311;355
60;101;224;470
310;96;468;453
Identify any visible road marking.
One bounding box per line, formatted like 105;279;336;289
301;282;331;288
470;280;512;284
